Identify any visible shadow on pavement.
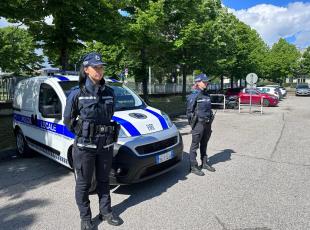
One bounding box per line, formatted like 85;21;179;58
0;198;50;230
209;149;236;166
93;152;191;227
173;115;190;130
0;154;71;200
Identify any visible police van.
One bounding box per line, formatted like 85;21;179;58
13;74;183;184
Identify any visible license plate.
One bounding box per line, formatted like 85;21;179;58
156;150;174;164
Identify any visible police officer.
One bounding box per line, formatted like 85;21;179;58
64;52;123;229
186;73;216;176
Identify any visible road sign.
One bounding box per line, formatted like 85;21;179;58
246;73;258;85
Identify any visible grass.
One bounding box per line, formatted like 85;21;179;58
148;95;186;118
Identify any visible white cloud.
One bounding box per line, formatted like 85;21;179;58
228;2;310;48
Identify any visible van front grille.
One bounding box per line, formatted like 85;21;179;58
135;136;178;155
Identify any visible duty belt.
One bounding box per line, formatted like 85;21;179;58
95;125;115;134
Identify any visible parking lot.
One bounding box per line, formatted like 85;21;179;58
0;95;309;230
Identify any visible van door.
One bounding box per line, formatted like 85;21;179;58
36;83;64;158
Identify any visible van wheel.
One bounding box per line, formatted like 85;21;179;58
16;129;33;157
262;99;270;107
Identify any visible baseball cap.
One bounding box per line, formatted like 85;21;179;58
82;52;106;67
194;73;209;82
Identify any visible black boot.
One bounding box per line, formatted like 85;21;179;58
99;212;123;226
191;164;205;176
202;157;215;172
81;220;94;230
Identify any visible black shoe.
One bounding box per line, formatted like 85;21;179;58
202;162;216;172
99;212;123;226
191;165;205;176
81;220;94;230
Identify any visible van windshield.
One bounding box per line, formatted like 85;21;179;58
59;81;146;111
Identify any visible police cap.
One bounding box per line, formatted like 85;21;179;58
194;73;209;82
82;52;106;67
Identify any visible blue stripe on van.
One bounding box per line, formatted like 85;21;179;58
112;116;141;136
14;113;141;138
144;108;168;130
14;113;75;139
54;75;69;81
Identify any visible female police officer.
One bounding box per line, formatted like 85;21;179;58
64;52;122;229
186;73;216;176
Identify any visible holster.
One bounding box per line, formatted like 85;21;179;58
73;119;83;136
111;121;121;142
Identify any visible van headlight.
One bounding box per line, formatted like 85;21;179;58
161;112;173;128
118;127;127;138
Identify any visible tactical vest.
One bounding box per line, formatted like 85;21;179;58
195;91;212;120
75;85;115;138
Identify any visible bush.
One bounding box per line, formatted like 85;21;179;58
282;83;297;88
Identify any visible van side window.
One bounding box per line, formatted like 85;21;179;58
39;83;62;118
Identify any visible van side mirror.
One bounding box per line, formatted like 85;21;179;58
41;105;62;120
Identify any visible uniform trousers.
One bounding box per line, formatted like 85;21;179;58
189;120;212;166
73;136;113;221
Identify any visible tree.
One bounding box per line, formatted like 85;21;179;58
300;47;310;76
0;27;42;73
162;0;222;97
266;38;301;83
120;0;167;101
69;41;137;79
1;0;123;70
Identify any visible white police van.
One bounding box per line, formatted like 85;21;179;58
13;74;183;184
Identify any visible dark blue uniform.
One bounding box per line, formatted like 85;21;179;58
187;89;213;166
64;77;115;221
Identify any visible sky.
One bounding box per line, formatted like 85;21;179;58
222;0;310;49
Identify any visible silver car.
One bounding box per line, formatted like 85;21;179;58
296;84;310;96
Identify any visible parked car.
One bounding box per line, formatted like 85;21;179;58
239;88;279;106
295;83;310;96
279;87;287;97
265;85;286;98
257;86;281;99
225;87;244;97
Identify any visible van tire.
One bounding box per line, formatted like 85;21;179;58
16;129;33;157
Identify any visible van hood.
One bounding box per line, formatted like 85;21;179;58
112;107;169;137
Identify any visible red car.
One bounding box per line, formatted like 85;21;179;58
239;88;279;107
225;87;244;97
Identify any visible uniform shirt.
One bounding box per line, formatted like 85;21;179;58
187;89;212;120
63;77;115;135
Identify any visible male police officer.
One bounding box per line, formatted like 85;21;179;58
64;52;123;229
186;73;216;176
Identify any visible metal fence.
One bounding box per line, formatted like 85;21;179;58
0;77;16;102
125;82;222;94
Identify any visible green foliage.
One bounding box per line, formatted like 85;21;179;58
70;41;138;78
0;0;305;89
1;0;123;69
266;38;301;83
300;47;310;76
0;27;42;73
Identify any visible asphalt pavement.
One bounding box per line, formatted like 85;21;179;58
0;95;309;230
